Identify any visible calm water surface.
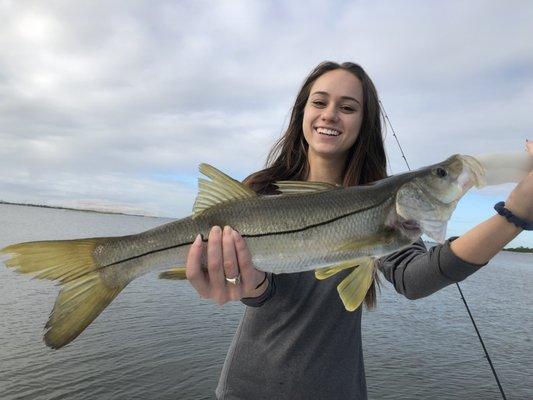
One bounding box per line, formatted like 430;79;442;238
0;204;531;399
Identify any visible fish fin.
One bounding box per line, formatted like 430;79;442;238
45;272;125;349
1;239;104;283
315;257;371;280
159;267;187;280
192;163;256;218
337;258;375;312
419;219;447;243
273;180;339;194
1;239;125;349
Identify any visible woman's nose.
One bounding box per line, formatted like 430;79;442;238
321;105;338;121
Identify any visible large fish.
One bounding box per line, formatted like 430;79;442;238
1;152;531;349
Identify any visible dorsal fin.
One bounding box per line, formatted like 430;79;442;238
192;163;256;218
273;180;339;194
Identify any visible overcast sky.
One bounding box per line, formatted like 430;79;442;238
0;0;532;246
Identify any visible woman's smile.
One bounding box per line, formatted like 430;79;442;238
314;126;342;137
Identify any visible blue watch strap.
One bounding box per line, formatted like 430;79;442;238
494;201;533;230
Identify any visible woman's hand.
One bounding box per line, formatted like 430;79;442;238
450;139;532;264
186;225;268;305
505;139;533;221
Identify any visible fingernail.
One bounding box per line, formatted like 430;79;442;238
211;226;221;234
193;234;201;245
224;225;231;234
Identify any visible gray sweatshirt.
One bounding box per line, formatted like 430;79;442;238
215;237;486;400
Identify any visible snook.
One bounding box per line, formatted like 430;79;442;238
1;153;530;349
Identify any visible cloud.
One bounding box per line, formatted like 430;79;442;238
0;0;532;246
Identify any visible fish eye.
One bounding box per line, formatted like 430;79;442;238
435;167;448;178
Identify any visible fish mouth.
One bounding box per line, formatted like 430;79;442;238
440;155;485;203
458;155;486;190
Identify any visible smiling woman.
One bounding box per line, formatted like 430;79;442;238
178;61;533;400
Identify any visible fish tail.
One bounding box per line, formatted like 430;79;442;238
1;239;126;349
159;267;187;280
45;271;125;349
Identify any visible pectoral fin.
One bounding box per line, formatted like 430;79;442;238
419;219;448;243
337;258;375;312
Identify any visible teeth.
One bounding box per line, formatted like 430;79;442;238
316;127;341;136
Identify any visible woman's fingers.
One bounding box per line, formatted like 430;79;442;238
186;234;209;298
233;229;263;296
187;226;262;305
207;226;228;304
222;226;242;301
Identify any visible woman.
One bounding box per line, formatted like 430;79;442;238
185;61;533;399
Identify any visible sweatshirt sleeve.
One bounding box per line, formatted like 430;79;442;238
240;273;276;307
376;237;488;300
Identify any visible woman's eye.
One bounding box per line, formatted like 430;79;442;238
341;106;355;112
312;100;326;107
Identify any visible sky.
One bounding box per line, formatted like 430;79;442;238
0;0;532;247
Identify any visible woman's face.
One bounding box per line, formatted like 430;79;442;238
302;69;364;162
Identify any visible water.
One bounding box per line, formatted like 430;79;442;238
0;204;531;399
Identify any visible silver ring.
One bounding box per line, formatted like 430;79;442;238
225;274;241;285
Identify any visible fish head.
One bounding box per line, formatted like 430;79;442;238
395;154;485;243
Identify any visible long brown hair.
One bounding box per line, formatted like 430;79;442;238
244;61;387;308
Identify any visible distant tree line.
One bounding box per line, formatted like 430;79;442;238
0;200;146;217
502;246;533;253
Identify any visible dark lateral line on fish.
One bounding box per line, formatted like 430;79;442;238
101;197;391;268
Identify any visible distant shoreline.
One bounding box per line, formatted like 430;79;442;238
0;200;156;218
501;247;533;253
1;201;531;252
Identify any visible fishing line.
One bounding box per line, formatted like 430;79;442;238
379;100;507;400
